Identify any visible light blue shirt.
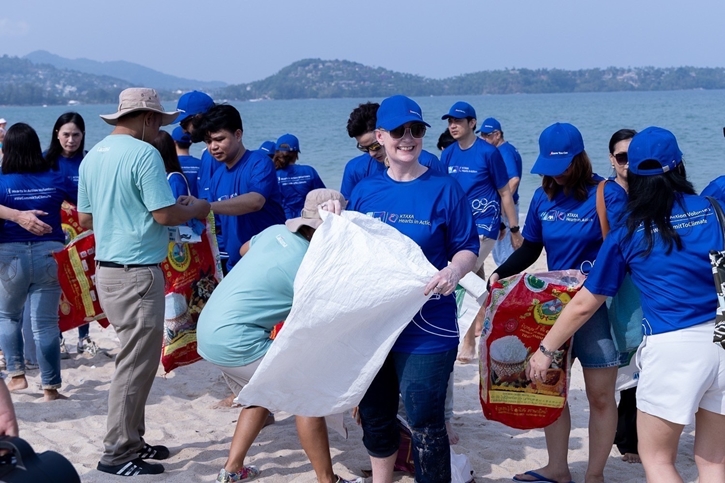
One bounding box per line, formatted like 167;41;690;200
196;224;310;367
77;134;176;264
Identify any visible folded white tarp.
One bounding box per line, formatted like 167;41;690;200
237;210;438;416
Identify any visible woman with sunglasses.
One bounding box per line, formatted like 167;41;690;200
348;95;479;483
528;127;725;483
491;123;620;483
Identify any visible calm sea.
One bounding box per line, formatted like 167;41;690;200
3;90;724;215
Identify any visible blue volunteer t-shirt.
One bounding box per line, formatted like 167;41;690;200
585;194;721;335
497;142;523;205
209;149;286;267
178;154;201;197
701;175;725;205
442;138;510;239
602;180;629;231
277;164;326;219
167;172;190;199
0;170;75;243
348;169;479;354
197;149;223;202
340;150;444;199
522;178;604;272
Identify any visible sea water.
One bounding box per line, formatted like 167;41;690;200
3;89;724;215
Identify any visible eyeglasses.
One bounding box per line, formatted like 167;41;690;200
384;123;427;140
480;131;499;138
612;152;628;165
356;140;383;153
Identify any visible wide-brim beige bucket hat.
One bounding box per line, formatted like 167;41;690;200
286;189;347;233
100;88;180;126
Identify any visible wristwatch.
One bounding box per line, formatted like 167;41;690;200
539;344;557;357
510;225;520;233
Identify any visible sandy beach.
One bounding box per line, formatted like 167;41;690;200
9;256;698;482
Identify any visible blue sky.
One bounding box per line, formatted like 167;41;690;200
2;0;724;85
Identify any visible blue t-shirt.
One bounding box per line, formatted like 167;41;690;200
167;172;190;199
277;163;326;219
0;170;75;243
602;180;629;231
197;149;223;202
348;169;479;354
78;135;177;264
196;225;309;367
340;150;444;200
209;149;286;267
701;175;725;204
585;194;721;335
178;154;201;198
497;141;523;205
441;138;510;239
522;177;605;272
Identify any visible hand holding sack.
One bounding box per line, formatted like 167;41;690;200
479;270;585;429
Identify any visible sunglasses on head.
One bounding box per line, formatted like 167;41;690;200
357;140;383;153
385;123;427;140
612;152;628;165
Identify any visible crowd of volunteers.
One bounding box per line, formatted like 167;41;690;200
0;87;723;483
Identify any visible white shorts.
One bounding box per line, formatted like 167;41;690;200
473;235;496;275
214;356;264;398
636;321;725;425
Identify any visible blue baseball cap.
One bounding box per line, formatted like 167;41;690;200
276;133;300;153
477;117;501;134
531;122;585;176
259;140;276;156
171;126;191;144
175;91;214;125
376;95;431;130
628;126;682;176
441;101;476;120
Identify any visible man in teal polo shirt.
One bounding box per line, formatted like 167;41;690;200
78;88;211;477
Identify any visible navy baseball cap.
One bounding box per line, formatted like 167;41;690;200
175;91;214;125
171;126;191;144
531;123;585;176
376;95;430;130
441;101;476;120
259;140;276;156
276;133;300;153
628;126;682;176
477;117;501;134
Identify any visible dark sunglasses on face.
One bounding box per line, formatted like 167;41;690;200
386;123;427;140
612;152;628;165
357;140;383;153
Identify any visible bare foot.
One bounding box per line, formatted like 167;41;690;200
212;394;241;409
43;389;68;401
7;375;28;392
622;453;641;464
446;421;459;445
456;345;476;364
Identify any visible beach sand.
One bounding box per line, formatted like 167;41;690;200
10;255;698;482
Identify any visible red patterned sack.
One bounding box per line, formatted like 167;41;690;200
53;231;109;332
60;201;89;244
479;270;584;430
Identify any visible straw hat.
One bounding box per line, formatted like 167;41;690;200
100;88;179;126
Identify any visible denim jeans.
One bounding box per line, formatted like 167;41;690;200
359;348;456;483
0;241;63;389
21;303;37;364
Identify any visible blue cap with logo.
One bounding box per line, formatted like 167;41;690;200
531;122;585;176
627;126;682;176
175;91;214;125
477;117;501;134
376;95;431;130
276;133;300;153
259;140;276;156
441;101;477;120
171;126;191;144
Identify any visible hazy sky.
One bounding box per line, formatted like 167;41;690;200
2;0;724;85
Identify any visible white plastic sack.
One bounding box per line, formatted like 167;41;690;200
451;448;475;483
237;210;438;416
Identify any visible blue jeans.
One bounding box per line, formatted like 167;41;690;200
0;241;64;389
359;348;456;483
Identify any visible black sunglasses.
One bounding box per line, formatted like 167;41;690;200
613;152;628;165
385;123;427;140
356;140;383;153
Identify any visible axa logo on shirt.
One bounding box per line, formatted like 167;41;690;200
216;193;239;201
448;166;478;174
540;210;593;223
365;211;431;226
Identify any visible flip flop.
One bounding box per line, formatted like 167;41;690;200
512;470;574;483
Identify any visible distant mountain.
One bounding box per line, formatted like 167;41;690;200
218;58;725;100
24;50;226;91
0;55;132;105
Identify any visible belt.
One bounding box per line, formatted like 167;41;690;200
96;261;159;269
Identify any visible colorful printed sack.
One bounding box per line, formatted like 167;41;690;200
480;270;585;429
